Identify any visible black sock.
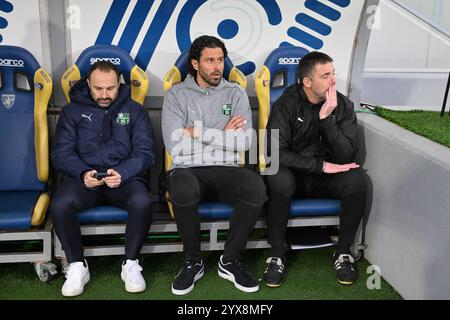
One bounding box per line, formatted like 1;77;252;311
271;245;285;260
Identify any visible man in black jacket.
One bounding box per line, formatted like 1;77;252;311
49;61;155;297
263;52;367;287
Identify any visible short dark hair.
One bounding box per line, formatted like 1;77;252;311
88;60;120;82
187;35;228;77
297;51;333;86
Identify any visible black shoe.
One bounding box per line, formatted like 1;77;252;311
171;260;204;295
218;255;259;293
333;253;358;285
263;257;285;287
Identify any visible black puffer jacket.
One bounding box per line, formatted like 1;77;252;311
266;84;359;174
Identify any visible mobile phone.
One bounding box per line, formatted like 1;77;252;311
94;172;109;180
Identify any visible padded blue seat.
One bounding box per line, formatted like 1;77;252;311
196;199;341;220
76;206;128;224
163;50;247;92
62;44;149;105
60;45;149;225
255;46;342;217
0;45;52;231
0;191;41;229
290;199;341;217
163;51;247;220
0;45;57;282
198;203;234;220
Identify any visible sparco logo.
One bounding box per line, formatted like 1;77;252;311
90;57;121;65
0;59;24;67
278;57;302;65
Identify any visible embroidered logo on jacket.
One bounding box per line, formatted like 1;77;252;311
116;112;130;125
221;103;232;116
81;113;93;122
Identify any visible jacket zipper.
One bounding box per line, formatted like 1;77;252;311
103;109;109;143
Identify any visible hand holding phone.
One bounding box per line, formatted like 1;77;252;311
83;170;106;188
103;169;122;188
94;172;109;180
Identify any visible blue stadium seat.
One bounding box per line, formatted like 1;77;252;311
0;45;56;281
62;44;149;105
163;50;247;92
162;50;247;220
59;44;149;225
255;46;341;217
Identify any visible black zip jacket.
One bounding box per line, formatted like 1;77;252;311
266;84;359;174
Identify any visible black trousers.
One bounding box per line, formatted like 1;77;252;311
50;180;152;263
167;167;267;261
265;167;367;256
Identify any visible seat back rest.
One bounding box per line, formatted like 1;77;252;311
255;46;309;172
0;45;52;191
59;45;149;224
163;50;248;174
61;44;148;105
162;50;247;218
163;50;246;93
256;47;343;218
54;45;147;247
163;50;247;172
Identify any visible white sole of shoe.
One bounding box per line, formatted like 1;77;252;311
171;268;204;296
265;282;282;288
337;279;354;285
61;273;90;297
124;284;146;293
218;264;259;293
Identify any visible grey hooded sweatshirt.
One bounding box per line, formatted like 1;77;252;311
162;74;253;170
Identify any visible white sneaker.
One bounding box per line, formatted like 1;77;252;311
61;261;90;297
121;259;146;293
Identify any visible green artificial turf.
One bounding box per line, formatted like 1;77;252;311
0;247;402;300
375;107;450;148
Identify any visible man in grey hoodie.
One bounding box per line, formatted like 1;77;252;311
162;35;267;295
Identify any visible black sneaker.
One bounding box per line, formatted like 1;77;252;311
218;255;259;293
333;253;358;285
171;260;204;295
263;257;285;287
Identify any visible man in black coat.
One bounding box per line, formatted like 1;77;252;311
263;51;367;287
50;61;155;297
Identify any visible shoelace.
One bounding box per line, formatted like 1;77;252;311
124;262;143;282
186;261;201;269
265;259;284;274
178;261;201;277
335;254;355;271
227;259;254;282
65;264;85;283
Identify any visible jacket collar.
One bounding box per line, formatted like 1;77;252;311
295;85;324;109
